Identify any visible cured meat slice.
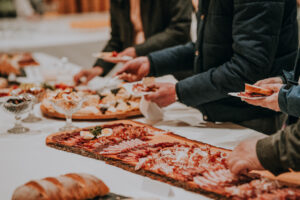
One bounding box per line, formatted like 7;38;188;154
100;139;147;155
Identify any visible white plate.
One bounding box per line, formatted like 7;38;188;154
228;92;268;100
92;52;133;63
122;82;155;97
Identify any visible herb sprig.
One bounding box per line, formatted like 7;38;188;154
89;126;103;138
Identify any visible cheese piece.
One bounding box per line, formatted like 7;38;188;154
97;128;113;138
80;131;94;140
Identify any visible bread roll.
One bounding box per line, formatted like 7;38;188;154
12;173;109;200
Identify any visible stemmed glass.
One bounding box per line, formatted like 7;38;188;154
1;95;31;134
50;93;84;131
22;87;45;123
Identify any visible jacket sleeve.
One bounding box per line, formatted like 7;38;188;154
176;0;286;107
256;119;300;175
93;3;123;76
148;42;195;76
278;84;300;117
134;0;192;56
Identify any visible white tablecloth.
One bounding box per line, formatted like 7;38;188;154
0;53;265;200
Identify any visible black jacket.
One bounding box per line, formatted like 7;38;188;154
94;0;192;76
148;0;298;123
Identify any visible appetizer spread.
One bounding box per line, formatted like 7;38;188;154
41;87;141;120
46;120;300;199
0;52;39;76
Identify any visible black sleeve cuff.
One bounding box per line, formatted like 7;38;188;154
282;70;298;87
256;136;283;175
147;55;156;76
175;82;182;103
93;58;115;77
135;44;150;57
278;86;289;114
278;76;286;84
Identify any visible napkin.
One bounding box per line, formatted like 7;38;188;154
139;96;164;123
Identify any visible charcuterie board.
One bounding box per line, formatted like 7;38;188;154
46;120;300;199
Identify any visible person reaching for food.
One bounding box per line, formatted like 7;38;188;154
228;72;300;175
74;0;192;85
115;0;298;134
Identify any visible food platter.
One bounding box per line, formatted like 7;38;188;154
46;120;300;199
40;87;142;120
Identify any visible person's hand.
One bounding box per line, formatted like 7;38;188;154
243;84;283;111
145;82;177;107
228;139;264;175
115;56;150;82
73;67;103;85
118;47;137;58
254;77;283;87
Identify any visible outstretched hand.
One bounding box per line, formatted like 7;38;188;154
243;84;283;112
115;56;150;82
74;67;103;85
228;139;264;175
145;82;177;107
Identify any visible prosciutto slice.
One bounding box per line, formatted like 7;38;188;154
100;139;147;155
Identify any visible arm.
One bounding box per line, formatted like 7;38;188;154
177;0;286;107
256;120;300;175
134;0;192;56
148;42;195;76
93;3;123;76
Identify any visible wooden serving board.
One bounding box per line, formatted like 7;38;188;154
40;104;142;120
46;120;300;199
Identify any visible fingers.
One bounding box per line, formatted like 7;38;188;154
263;84;283;92
74;71;85;85
254;77;283;87
228;151;249;175
243;99;262;106
118;73;138;82
115;61;132;76
230;161;249;175
117;50;127;57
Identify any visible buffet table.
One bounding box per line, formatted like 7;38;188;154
0;53;265;200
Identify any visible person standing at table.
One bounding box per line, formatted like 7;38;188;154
115;0;298;134
73;0;192;84
228;70;300;175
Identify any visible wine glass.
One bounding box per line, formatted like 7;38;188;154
22;87;45;123
50;93;84;131
2;95;31;134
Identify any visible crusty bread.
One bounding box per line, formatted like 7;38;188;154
245;83;274;96
12;173;109;200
